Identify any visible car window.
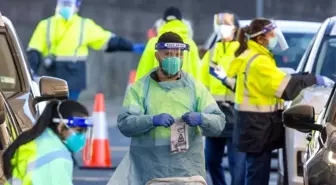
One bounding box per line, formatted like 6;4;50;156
299;35;316;71
312;36;336;82
0;33;20;92
273;33;315;69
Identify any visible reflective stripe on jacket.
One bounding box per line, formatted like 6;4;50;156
28;14;112;58
5;128;73;185
233;40;289;152
135;20;200;81
28;14;113;90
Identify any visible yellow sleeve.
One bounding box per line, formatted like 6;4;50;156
28;20;48;55
185;40;200;80
250;55;287;97
227;57;244;77
85;19;112;50
135;38;157;81
200;51;211;87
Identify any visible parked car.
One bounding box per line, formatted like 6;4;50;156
0;13;69;182
281;16;336;185
283;83;336;185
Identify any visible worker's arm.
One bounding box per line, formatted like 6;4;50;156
134;38;157;81
85;19;134;52
27;20;48;74
281;72;317;100
251;56;317;101
117;84;154;137
195;81;226;137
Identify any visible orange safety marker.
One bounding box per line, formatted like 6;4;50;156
124;70;137;95
147;28;157;40
81;93;114;169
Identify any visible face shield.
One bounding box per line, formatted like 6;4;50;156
213;13;235;40
155;42;190;77
249;21;289;51
52;101;94;156
55;0;77;20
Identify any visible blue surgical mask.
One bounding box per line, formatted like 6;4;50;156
64;131;86;153
59;7;73;20
268;37;278;49
161;57;182;76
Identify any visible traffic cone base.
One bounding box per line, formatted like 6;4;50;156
84;139;111;167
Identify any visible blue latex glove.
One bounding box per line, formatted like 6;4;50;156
132;43;145;54
209;65;227;82
182;112;202;127
316;75;335;86
153;113;175;127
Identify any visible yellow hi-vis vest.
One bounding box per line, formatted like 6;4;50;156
5;129;73;185
200;41;239;102
28;14;112;62
135;20;200;81
234;40;289;113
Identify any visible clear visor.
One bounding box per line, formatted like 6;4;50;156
213;13;234;32
155;42;190;75
53;116;93;159
250;21;289;51
55;0;77;16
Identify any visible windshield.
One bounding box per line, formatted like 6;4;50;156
312;36;336;82
273;33;315;69
0;33;20;92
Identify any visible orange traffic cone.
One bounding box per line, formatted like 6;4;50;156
124;70;137;95
81;93;114;169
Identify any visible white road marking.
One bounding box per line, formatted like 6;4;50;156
73;176;111;181
109;146;129;151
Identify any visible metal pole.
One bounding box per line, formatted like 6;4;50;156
256;0;264;17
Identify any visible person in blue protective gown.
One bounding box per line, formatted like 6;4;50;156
2;100;93;185
107;31;226;185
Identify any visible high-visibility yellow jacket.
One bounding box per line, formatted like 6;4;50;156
200;41;239;103
28;14;111;61
5;128;73;185
233;40;317;152
28;14;112;90
135;20;200;81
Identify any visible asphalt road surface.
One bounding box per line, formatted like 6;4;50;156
72;98;279;185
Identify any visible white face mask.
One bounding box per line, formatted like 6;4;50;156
219;25;234;39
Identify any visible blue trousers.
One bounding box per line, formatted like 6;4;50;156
205;137;246;185
69;91;81;101
245;152;272;185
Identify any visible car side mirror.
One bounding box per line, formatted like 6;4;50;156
34;76;69;104
283;104;323;133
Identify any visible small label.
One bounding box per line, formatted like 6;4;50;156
0;76;15;84
178;134;184;142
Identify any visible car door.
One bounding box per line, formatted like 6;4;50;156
0;89;22;183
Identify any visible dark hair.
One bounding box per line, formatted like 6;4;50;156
163;6;182;21
158;31;184;43
235;18;271;57
2;100;89;179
